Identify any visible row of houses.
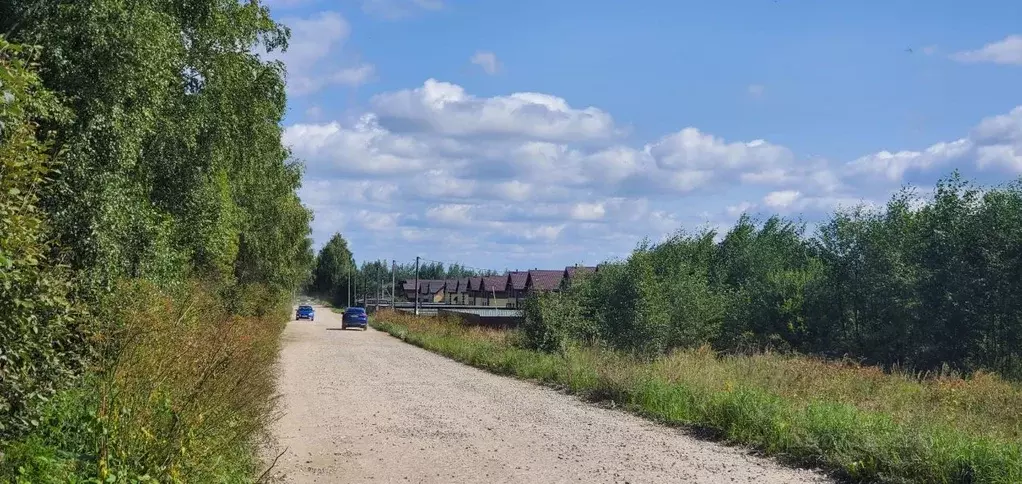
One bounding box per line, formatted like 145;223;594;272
401;265;598;308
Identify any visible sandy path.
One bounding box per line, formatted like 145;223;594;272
264;304;831;483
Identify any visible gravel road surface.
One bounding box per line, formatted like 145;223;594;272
264;304;831;483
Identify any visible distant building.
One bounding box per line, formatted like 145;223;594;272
444;279;471;305
465;277;483;305
506;271;529;308
478;275;510;307
456;278;470;304
417;280;446;303
401;280;418;301
444;279;459;304
525;270;564;294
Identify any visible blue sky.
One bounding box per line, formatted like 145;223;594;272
266;0;1022;271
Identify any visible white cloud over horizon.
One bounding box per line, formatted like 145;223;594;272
952;35;1022;65
268;11;375;96
287;78;1022;269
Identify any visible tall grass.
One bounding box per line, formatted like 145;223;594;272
0;280;286;483
375;311;1022;484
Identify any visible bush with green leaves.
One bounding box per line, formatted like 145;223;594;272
0;37;80;443
527;173;1022;379
1;0;318;478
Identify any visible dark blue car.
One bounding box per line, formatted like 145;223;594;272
295;305;315;321
342;307;368;330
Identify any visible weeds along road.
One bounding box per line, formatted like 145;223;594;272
265;305;831;483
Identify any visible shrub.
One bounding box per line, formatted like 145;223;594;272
527;175;1022;379
0;38;81;443
0;279;286;482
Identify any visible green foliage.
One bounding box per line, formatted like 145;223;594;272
311;232;355;305
1;0;315;479
2;0;309;296
310;246;498;306
526;174;1022;380
0;37;80;442
528;230;727;356
0;281;285;483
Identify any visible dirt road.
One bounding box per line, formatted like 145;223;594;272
265;305;830;483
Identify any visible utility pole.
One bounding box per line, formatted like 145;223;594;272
375;261;381;312
347;267;351;308
414;256;420;316
391;260;396;310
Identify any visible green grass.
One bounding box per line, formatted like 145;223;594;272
374;311;1022;484
0;280;287;483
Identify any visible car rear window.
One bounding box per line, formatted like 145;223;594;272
345;308;365;314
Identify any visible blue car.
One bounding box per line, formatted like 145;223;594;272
295;305;315;321
342;307;368;330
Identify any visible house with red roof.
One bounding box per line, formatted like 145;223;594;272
443;279;457;304
475;275;511;307
448;278;469;305
505;271;529;308
525;270;564;294
465;277;483;305
419;280;446;303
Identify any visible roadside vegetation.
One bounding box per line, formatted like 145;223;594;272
308;231;496;308
376;174;1022;483
1;1;311;481
529;174;1022;380
376;311;1022;483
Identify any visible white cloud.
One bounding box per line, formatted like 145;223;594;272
271;12;375;95
288;65;376;94
846;139;972;181
425;204;474;226
284;115;434;176
647;128;793;172
569;203;606;221
726;202;755;217
644;128;799;192
414;171;479;200
370;79;620;142
846;106;1022;179
763;190;801;209
492;180;532;202
951;35;1022;65
522;224;565;242
304;106;323;120
353;210;399;231
471;51;501;75
288;78;1022;268
329;64;376;86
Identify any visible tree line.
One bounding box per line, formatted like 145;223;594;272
526;174;1022;380
1;0;313;478
307;233;496;306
